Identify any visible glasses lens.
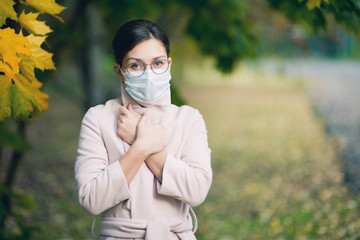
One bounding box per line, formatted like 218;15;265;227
151;59;169;74
126;62;144;77
128;70;144;77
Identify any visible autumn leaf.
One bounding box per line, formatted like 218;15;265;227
0;0;17;26
12;74;49;119
0;32;54;121
0;28;32;79
20;0;66;22
26;33;47;47
306;0;328;10
0;0;65;122
0;75;13;121
18;11;52;36
0;73;49;121
26;34;56;71
19;54;36;83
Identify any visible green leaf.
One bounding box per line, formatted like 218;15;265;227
306;0;322;10
0;121;30;152
0;0;17;26
13;192;36;210
0;75;12;121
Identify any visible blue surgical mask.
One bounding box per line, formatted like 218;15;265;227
120;66;171;107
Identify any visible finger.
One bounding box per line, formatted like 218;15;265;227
119;106;129;116
127;104;141;118
118;117;125;124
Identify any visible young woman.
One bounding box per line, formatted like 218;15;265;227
75;19;212;240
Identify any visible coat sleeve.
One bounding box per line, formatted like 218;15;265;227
74;107;130;215
157;109;212;206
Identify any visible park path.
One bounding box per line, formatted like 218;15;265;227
273;59;360;190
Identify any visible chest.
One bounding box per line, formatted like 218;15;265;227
98;110;192;164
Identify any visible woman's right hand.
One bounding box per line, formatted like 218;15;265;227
134;112;167;156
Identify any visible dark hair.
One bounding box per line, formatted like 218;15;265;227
112;19;170;65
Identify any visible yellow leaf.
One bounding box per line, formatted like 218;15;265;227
0;0;17;26
20;0;66;22
26;34;55;71
18;11;52;36
0;75;13;121
0;34;51;121
26;34;47;47
31;47;55;70
0;28;32;78
19;54;36;81
306;0;322;10
10;74;49;120
15;74;49;111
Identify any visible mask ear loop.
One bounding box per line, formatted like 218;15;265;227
117;64;126;76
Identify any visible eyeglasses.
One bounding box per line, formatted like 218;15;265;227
122;58;170;77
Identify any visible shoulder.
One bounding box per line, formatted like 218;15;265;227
179;104;202;116
173;104;204;122
82;98;121;122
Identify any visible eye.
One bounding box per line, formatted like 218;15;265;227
152;59;166;68
128;63;142;71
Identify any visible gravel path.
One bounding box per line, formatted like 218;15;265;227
274;59;360;190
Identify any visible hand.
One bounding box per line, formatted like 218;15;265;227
117;104;141;145
134;112;167;156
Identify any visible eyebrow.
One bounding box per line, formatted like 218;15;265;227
125;56;167;62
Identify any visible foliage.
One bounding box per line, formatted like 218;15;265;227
268;0;360;32
0;0;64;122
0;183;40;239
0;0;65;239
93;0;257;73
186;1;256;73
0;122;29;153
93;0;360;73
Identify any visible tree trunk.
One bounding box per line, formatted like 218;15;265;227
0;121;26;231
80;5;108;110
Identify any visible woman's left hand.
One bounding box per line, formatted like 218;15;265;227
117;104;141;145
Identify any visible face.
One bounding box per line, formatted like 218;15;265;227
114;38;172;83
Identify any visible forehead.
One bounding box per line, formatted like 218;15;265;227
124;38;167;63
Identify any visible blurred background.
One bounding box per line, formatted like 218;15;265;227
1;0;360;239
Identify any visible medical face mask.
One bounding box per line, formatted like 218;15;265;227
120;66;171;107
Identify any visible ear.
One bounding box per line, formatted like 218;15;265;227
168;57;172;67
114;64;125;83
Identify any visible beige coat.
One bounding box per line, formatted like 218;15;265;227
75;85;212;239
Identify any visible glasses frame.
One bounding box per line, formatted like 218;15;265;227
122;58;170;77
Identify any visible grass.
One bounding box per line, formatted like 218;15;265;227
11;59;360;239
180;60;360;239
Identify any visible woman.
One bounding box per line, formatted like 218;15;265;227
75;19;212;240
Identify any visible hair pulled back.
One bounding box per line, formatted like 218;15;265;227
112;19;170;65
